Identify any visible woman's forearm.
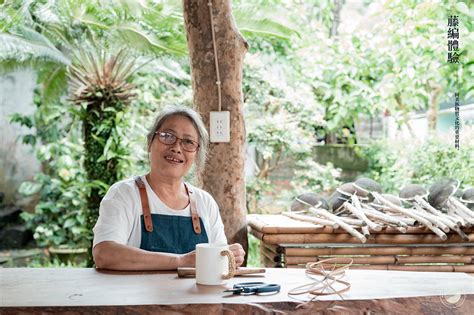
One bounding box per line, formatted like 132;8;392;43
93;241;195;271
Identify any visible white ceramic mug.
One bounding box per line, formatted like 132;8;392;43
195;243;236;285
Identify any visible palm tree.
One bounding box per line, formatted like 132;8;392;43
0;0;188;104
68;47;139;263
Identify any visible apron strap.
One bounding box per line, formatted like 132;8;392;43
134;175;202;235
184;183;202;235
135;176;153;232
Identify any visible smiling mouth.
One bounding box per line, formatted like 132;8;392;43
165;156;184;163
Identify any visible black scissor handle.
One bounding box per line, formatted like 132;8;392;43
252;283;281;294
234;282;266;289
233;282;281;294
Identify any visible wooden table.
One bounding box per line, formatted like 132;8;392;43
1;268;473;314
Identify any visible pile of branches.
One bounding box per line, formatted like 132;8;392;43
286;178;474;243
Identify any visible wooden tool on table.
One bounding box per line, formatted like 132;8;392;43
178;267;266;278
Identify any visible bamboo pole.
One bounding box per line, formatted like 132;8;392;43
415;204;469;242
380;213;418;226
373;193;431;226
282;245;474;256
415;196;461;227
261;250;279;267
261;246;279;263
388;265;456;272
247;216;269;233
284;246;410;256
347;195;382;232
379;227;433;234
261;243;278;255
373;192;447;240
413;204;450;233
395;255;473;264
249;215;338;234
410;246;474;255
259;240;266;266
453;265;474;272
263;256;280;268
448;211;469;227
282;212;339;229
347;265;388;270
249;228;264;241
364;206;407;227
413;201;469;240
337;216;366;226
257;232;474;245
451;226;470;241
285;255;396;265
393;226;408;233
350;264;474;272
361;226;370;238
304;204;367;243
449;198;474;225
373;233;471;244
349;195;383;231
449;197;474;219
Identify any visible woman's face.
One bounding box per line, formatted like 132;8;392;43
149;115;199;180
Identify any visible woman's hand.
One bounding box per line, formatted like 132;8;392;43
178;250;196;267
229;243;245;267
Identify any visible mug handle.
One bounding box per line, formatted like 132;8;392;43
220;249;236;280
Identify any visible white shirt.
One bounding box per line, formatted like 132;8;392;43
93;175;227;249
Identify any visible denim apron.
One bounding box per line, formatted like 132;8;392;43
134;176;209;254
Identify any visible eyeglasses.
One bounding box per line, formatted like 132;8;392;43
155;131;200;152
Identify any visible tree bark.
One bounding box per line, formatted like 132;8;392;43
329;0;344;38
183;0;249;258
426;81;442;132
325;0;344;144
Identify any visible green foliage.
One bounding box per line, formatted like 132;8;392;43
0;0;188;106
233;2;300;41
246;233;261;267
13;92;90;248
356;142;412;193
243;52;325;212
4;0;473;265
410;139;474;187
290;158;342;196
26;255;88;268
359;133;474;194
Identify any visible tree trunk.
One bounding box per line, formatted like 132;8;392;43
325;0;344;144
183;0;249;259
329;0;344;38
426;81;442;132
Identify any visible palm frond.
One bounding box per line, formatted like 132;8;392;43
114;24;187;56
38;65;68;105
0;27;70;67
148;58;190;81
68;46;138;108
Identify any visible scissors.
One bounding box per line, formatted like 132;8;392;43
223;282;281;295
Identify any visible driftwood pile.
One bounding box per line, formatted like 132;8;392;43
286;178;474;244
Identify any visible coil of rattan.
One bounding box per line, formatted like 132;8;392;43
288;257;353;308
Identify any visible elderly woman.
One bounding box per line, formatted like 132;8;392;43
92;106;245;270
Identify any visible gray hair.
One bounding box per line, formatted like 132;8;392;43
147;105;209;171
